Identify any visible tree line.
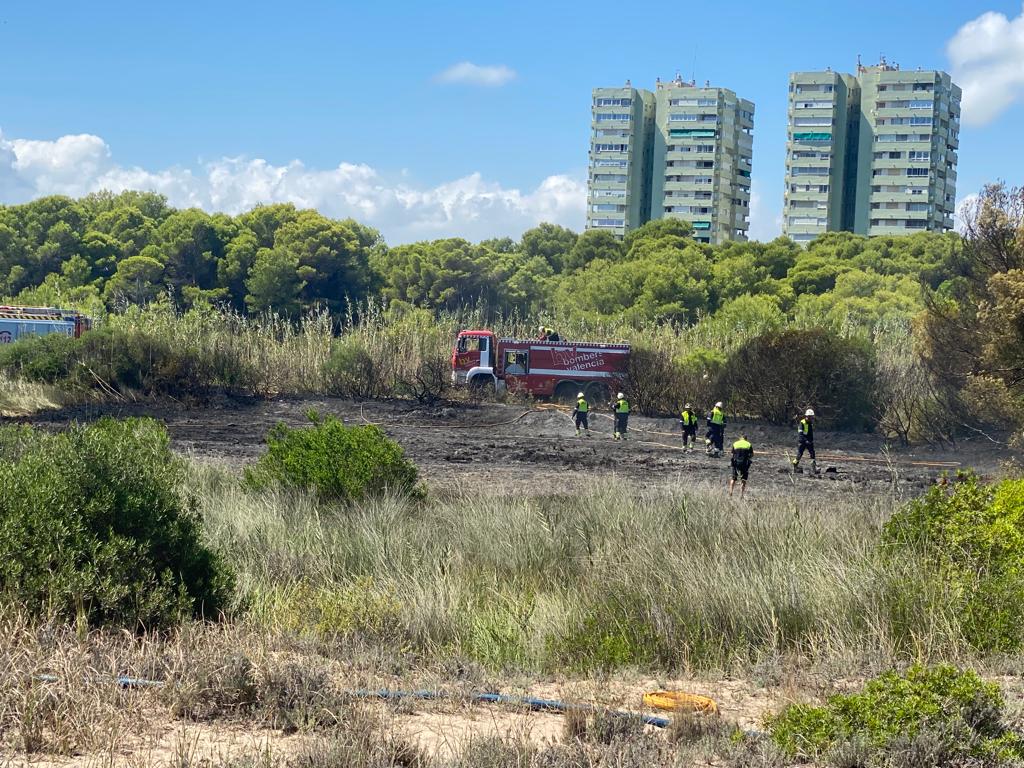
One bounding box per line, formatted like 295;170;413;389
1;190;967;328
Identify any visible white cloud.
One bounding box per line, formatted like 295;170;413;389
0;129;585;243
433;61;517;87
947;4;1024;126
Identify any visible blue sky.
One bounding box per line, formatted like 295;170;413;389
1;0;1022;242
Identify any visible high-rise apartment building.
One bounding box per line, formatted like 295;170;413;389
586;85;656;237
651;78;754;244
783;60;961;243
586;78;753;243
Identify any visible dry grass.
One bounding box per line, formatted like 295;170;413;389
0;373;63;415
192;464;968;676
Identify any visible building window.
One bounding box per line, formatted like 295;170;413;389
590;218;625;227
592;174;627;182
906;168;930;177
909;100;933;109
908;150;930;161
794;117;833;126
595;113;631;122
910;116;933;125
794;100;833;109
595;98;632;107
670;113;699;122
594;159;627;167
593;143;628;152
591;204;625;212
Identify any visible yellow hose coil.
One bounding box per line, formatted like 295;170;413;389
642;690;719;715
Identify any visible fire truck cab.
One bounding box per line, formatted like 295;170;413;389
452;329;630;402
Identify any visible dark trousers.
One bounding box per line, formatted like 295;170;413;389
709;424;724;451
796;438;815;462
682;425;696;446
615;413;629;435
574;412;589;430
731;461;750;481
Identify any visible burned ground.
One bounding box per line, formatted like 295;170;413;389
18;396;1008;498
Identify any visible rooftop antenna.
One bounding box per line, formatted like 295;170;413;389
625;78;631;87
705;79;710;88
857;53;863;72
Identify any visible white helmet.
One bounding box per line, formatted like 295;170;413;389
617;392;625;399
805;408;815;417
538;324;546;331
684;403;692;409
715;401;723;408
577;392;585;399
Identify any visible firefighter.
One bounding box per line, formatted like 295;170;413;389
572;391;591;436
612;392;630;440
537;325;561;342
729;434;754;498
679;402;698;452
792;408;818;473
705;401;726;457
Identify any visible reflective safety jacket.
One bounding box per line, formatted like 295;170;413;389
710;407;725;426
798;418;814;441
614;398;630;414
681;409;696;426
731;438;753;465
576;397;589;413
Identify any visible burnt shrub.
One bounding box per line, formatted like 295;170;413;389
719;328;876;428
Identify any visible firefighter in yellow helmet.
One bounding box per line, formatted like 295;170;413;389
792;408;819;473
679;402;698;452
572;391;591;436
612;392;630;440
705;401;726;457
729;434;754;498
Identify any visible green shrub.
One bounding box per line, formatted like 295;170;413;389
719;327;876;427
0;418;233;627
765;664;1024;766
882;474;1024;652
244;411;421;502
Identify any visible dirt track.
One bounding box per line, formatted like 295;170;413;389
18;396;1012;498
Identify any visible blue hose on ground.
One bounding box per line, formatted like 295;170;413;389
30;675;672;728
346;689;672;728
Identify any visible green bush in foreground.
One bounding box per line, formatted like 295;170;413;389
0;418;233;627
244;411;422;502
882;474;1024;652
765;665;1024;766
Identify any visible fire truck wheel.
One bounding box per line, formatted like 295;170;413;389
468;375;494;394
585;382;610;404
553;382;580;404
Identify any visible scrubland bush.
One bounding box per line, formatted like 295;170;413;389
882;474;1024;653
766;664;1024;766
0;418;232;628
720;328;876;428
243;412;422;502
0;325;256;398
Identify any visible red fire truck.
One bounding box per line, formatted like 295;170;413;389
0;305;92;344
451;329;630;401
